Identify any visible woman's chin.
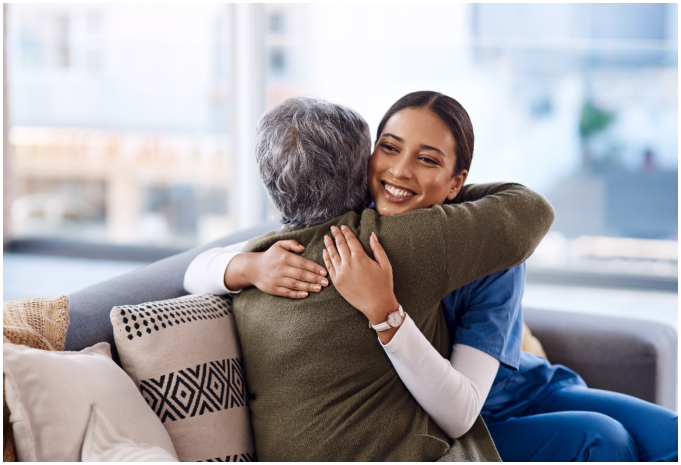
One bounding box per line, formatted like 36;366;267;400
374;200;412;216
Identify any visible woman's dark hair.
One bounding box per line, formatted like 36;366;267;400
375;91;474;175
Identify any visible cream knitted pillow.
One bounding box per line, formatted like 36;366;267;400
110;294;255;462
3;295;70;351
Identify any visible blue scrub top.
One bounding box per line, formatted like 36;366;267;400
366;203;583;422
442;264;526;370
440;264;585;424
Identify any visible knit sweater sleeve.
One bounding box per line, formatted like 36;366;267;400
438;182;554;293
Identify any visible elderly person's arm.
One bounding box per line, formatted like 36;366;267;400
323;183;551;438
327;182;553;327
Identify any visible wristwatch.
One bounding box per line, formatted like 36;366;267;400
369;304;405;332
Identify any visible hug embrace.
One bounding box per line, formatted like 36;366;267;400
185;92;678;461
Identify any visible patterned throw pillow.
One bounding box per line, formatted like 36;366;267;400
110;295;255;462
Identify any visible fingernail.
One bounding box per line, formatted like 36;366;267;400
319;269;327;276
331;226;337;232
371;232;377;240
314;285;321;291
301;292;308;297
321;279;328;286
340;225;347;230
324;235;330;242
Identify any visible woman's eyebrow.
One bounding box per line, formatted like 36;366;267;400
419;144;445;156
383;133;446;157
383;133;403;142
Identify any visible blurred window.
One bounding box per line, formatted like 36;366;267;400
269;47;286;74
5;4;678;289
19;12;70;68
268;11;285;34
7;4;235;249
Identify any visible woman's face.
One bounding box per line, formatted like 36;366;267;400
368;107;468;216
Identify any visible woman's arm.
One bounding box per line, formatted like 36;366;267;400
184;239;328;298
382;318;499;438
323;225;500;437
184;241;248;295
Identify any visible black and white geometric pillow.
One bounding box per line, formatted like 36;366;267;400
111;294;256;462
115;295;232;340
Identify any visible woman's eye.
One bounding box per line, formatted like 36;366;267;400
381;144;398;153
419;157;440;166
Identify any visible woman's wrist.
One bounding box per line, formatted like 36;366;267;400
376;326;399;345
367;295;401;344
223;253;258;291
365;295;400;325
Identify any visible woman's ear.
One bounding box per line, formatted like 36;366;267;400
447;170;468;200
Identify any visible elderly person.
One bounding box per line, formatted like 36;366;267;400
188;98;554;461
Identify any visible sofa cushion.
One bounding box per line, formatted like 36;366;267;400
3;295;70;351
81;405;179;462
521;322;548;359
3;342;177;462
110;294;255;462
3;295;71;462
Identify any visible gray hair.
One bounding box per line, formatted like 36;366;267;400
255;97;373;229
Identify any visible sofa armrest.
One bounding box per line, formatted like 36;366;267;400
64;220;281;361
523;307;677;412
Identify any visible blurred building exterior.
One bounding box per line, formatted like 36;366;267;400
4;4;678;283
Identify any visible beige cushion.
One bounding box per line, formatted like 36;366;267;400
3;295;70;351
3;295;71;463
3;342;177;462
522;322;548;360
81;406;179;462
110;294;255;462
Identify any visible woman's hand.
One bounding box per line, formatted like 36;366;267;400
224;240;328;299
323;225;400;343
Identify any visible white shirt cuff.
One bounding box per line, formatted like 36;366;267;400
379;313;415;353
183;241;247;295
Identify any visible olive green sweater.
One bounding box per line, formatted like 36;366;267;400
232;183;555;461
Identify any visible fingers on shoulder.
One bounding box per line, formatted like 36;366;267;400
330;226;349;248
340;225;363;254
370;232;391;267
322;249;336;278
278;287;308;299
324;235;340;260
286;254;325;276
276;239;304;251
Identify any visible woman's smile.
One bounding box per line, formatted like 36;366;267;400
381;181;416;202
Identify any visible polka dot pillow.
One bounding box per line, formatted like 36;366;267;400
110;294;255;462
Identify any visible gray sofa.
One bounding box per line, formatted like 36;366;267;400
65;220;678;413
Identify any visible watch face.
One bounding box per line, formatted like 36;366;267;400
388;311;403;327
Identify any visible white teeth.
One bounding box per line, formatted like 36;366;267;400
385;183;414;198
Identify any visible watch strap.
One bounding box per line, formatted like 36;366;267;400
369;304;404;331
370;321;392;331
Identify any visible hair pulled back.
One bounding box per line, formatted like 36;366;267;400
375;91;474;175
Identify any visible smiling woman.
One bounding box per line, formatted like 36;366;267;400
368;92;473;216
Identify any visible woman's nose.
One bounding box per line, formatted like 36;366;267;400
389;154;413;180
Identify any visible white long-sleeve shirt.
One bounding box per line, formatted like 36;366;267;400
183;246;500;438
